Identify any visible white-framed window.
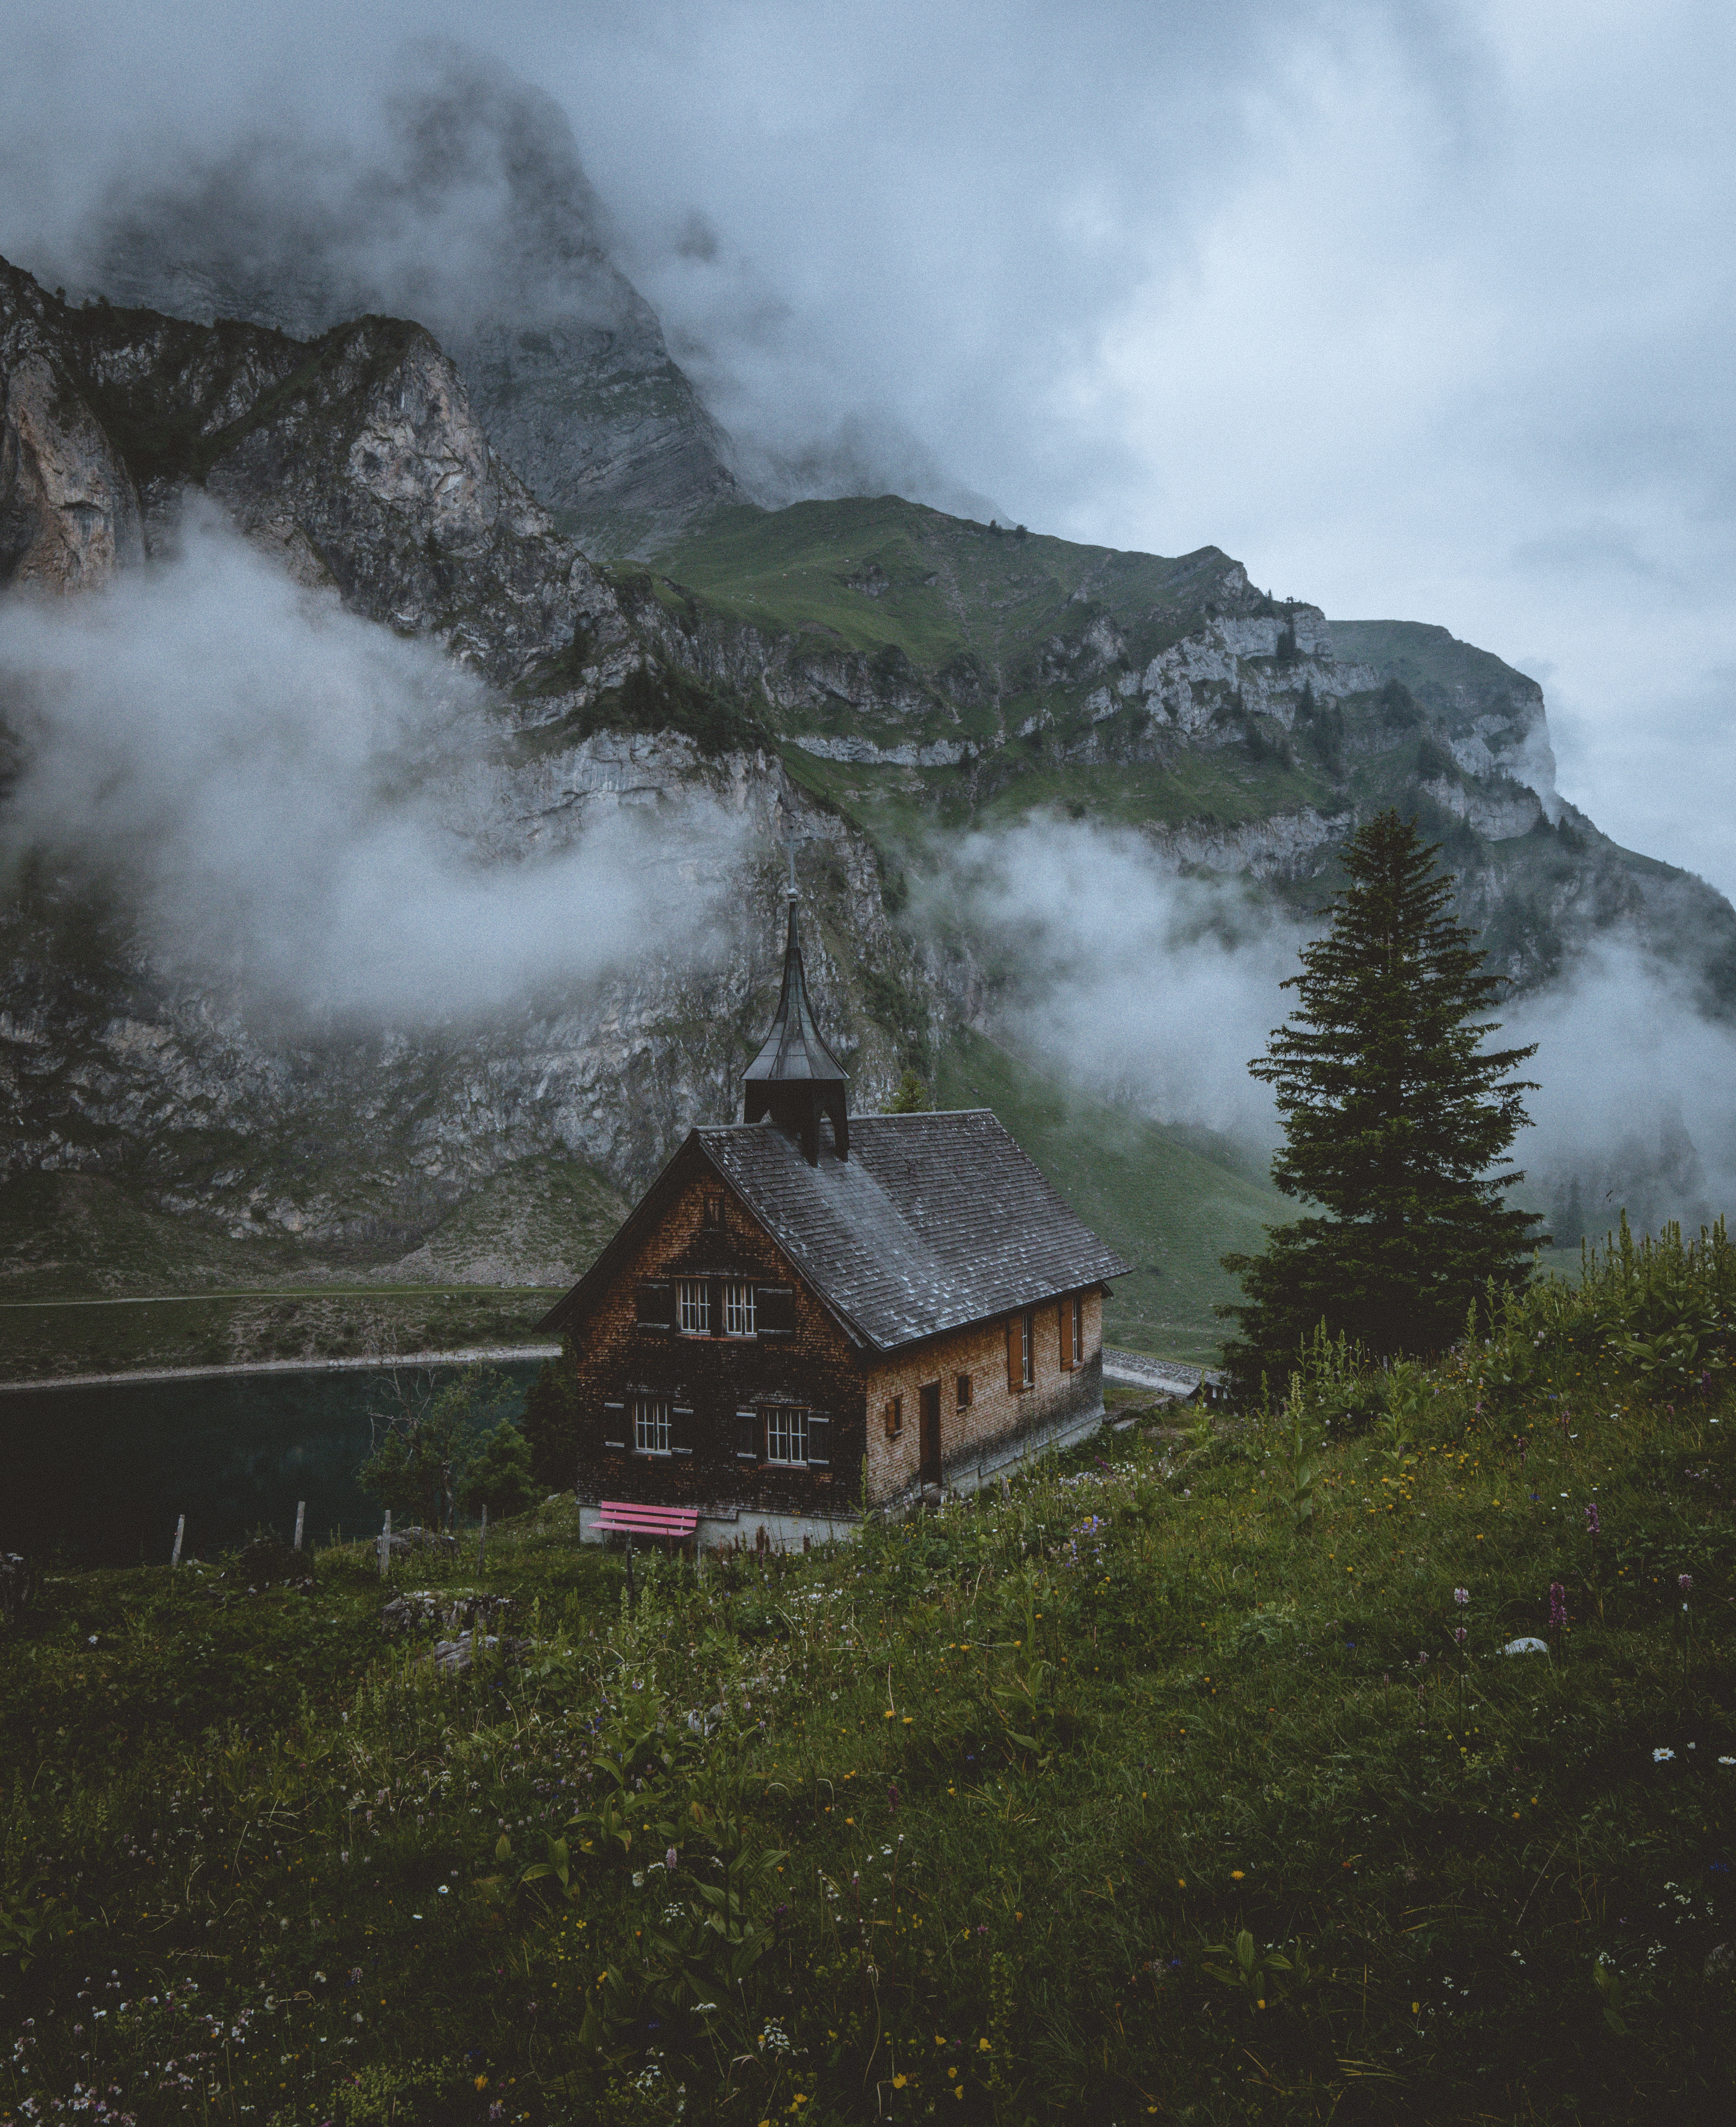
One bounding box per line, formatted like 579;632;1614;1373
764;1406;809;1465
632;1398;672;1455
677;1279;710;1334
724;1280;756;1336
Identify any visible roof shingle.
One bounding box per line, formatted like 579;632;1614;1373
698;1110;1132;1351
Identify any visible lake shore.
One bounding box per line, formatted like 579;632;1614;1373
0;1341;561;1394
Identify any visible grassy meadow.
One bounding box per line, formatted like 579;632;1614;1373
5;1221;1734;2124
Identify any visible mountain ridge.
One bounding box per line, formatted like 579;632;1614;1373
3;252;1730;1331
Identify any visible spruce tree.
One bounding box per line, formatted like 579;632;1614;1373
1219;810;1544;1398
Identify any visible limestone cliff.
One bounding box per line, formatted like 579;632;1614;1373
4;257;1733;1266
65;47;745;559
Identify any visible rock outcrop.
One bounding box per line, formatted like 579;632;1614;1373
64;46;746;559
5;254;1734;1261
0;277;143;592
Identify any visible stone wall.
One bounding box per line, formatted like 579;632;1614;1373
863;1288;1105;1503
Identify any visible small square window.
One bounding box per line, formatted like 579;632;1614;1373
677;1279;711;1334
632;1398;671;1455
885;1394;903;1439
765;1406;809;1465
956;1373;972;1411
724;1281;756;1336
703;1193;726;1230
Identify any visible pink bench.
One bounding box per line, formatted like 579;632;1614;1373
592;1500;700;1543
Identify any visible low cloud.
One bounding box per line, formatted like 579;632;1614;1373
925;817;1300;1141
0;519;742;1023
928;815;1736;1236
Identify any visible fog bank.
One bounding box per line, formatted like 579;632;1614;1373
0;522;741;1022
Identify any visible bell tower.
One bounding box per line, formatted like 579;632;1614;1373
742;863;849;1166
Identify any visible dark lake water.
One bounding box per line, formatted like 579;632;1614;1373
0;1361;541;1567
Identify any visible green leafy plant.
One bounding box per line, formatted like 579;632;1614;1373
1201;1928;1313;2010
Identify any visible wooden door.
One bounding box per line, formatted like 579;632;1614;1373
919;1381;942;1486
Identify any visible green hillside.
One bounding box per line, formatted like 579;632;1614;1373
390;1156;629;1283
645;498;1528;853
651;494;1250;684
937;1029;1286;1362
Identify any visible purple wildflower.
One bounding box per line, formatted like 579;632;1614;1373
1679;1574;1693;1594
665;1846;679;1873
1549;1582;1567;1631
1454;1586;1470;1606
1585;1501;1601;1537
1454;1626;1467;1645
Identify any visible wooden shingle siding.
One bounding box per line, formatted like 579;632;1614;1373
866;1290;1104;1501
541;1113;1124;1525
564;1150;864;1522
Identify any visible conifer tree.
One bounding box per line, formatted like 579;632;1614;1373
1219;810;1544;1398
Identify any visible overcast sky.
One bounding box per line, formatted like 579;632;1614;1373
5;0;1733;895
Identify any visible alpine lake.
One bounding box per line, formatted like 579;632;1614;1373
0;1360;542;1567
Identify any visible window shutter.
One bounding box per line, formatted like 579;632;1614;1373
601;1399;627;1449
636;1281;674;1329
756;1284;796;1335
1060;1294;1074;1370
672;1403;695;1456
806;1413;831;1467
735;1407;761;1462
1007;1315;1020;1392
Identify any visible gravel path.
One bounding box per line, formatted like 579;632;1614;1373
1101;1345;1220;1398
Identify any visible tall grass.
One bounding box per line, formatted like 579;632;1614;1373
4;1224;1735;2123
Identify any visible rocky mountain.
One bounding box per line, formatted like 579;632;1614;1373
643;497;1736;1012
0;258;932;1255
57;45;744;560
3;251;1731;1290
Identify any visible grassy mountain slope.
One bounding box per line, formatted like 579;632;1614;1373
937;1030;1288;1360
645;499;1736;1014
9;1257;1733;2119
381;1156;630;1286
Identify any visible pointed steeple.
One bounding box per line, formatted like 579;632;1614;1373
742;877;849;1164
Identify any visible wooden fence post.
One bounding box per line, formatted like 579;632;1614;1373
171;1514;185;1569
293;1500;306;1552
378;1509;392;1579
625;1534;636;1607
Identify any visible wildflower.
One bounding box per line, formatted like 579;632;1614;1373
1454;1627;1467;1644
1679;1574;1693;1595
1653;1748;1675;1763
666;1846;679;1872
1549;1584;1567;1631
1585;1503;1601;1537
1453;1587;1470;1606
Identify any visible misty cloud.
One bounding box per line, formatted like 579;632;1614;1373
6;6;1736;890
0;519;741;1022
928;814;1736;1235
924;817;1298;1141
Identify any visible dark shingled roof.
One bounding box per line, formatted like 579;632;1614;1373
698;1110;1131;1351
